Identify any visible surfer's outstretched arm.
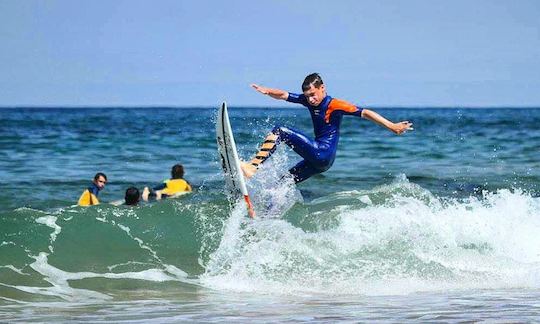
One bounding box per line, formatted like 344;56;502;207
241;84;290;179
361;109;413;135
251;84;289;101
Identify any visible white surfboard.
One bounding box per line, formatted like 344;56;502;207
217;102;255;218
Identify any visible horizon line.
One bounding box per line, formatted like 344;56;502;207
2;105;540;109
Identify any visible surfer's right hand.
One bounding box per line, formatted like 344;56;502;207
251;84;269;95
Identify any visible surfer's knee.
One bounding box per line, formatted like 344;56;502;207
290;165;322;184
271;125;282;135
271;125;290;138
317;157;335;172
317;163;332;172
272;126;298;145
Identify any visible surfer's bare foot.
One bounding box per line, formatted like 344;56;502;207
142;187;150;201
241;161;258;178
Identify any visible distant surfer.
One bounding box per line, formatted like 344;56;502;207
78;172;107;206
241;73;413;183
124;187;141;206
142;164;192;201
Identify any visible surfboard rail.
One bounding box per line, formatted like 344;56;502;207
216;102;255;218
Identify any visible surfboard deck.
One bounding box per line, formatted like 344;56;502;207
216;102;255;218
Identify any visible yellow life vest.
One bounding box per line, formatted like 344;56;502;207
77;189;100;206
160;179;192;195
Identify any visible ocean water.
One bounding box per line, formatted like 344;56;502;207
1;107;540;322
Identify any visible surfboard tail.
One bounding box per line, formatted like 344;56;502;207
244;195;256;219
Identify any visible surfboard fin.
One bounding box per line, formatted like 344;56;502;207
244;195;256;219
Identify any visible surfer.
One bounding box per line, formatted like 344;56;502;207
124;187;140;206
78;172;107;206
142;164;192;201
241;73;413;183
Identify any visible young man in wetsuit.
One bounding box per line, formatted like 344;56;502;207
78;172;107;206
241;73;413;183
142;164;192;201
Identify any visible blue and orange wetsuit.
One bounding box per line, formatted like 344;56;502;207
271;93;363;183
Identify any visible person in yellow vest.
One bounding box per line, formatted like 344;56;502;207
78;172;107;206
142;164;191;201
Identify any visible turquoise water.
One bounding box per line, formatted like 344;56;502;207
1;107;540;321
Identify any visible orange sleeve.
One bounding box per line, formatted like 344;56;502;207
325;98;362;123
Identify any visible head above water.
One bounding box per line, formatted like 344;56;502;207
171;164;184;179
124;187;140;205
93;172;107;190
302;73;326;106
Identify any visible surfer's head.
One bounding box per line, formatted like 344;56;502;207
302;73;326;106
93;172;107;190
124;186;140;205
171;164;185;179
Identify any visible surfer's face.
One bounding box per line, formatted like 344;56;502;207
94;176;107;190
303;84;326;106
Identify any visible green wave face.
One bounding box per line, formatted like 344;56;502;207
3;177;539;302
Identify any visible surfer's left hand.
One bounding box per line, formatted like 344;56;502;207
391;121;414;135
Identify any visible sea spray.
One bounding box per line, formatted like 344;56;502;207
246;146;304;218
201;177;540;295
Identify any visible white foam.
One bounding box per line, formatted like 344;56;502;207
35;215;61;253
0;265;29;276
201;179;540;296
8;252;187;301
247;147;303;218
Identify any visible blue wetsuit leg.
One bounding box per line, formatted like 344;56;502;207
272;126;336;183
288;160;323;183
272;126;330;165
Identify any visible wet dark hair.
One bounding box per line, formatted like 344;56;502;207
301;73;324;91
124;187;140;205
94;172;107;181
171;164;184;179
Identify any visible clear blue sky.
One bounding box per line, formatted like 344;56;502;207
1;0;539;107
